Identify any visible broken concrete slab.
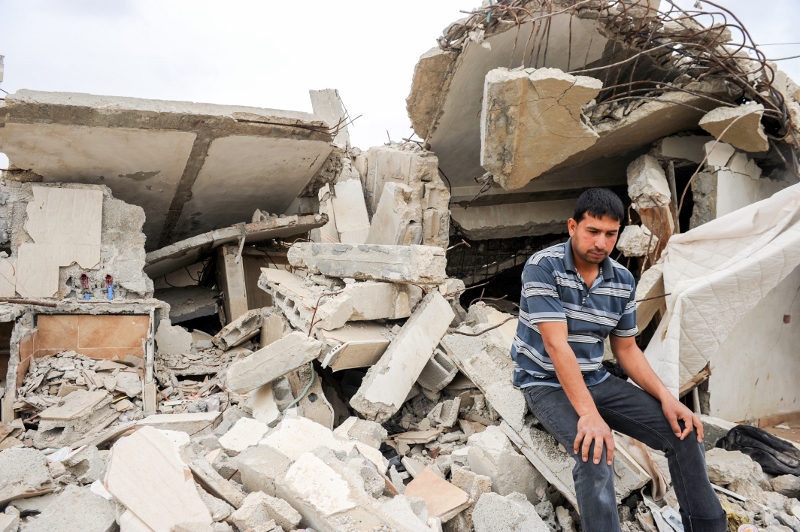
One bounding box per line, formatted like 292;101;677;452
653;134;710;164
351;292;455;423
331;176;371;244
259;268;423;332
481;67;603;190
105;426;212;531
405;467;470;522
188;458;246;509
0;89;337;249
363;144;440;215
635;263;665;333
468;425;548;504
235;491;302;532
218;417;270;456
34;389;115;449
366;182;422;246
225;331;324;394
440;329;526;432
287;242;447;284
260;416;354;461
62;445;106;485
246;384;281;426
449;199;574;240
627;154;672;209
699;103;769;153
319;323;391;372
136;411;222;435
472;492;549;532
19;485;116;532
211;308;270;351
0;447;54;506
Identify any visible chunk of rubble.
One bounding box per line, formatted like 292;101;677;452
218;417;270;456
635;263;665;332
467;425;548;504
33;389;115;449
705;448;768;487
617;224;658;257
472;492;550;532
627;154;672;209
405;467;471;522
351;292;455;423
155;318;194;356
0;448;54;506
771;475;800;498
225;331;324;394
287;242;448;284
481;67;603;190
259;268;422;332
19;485;116;532
211;308;270;350
417;348;459;393
137;411;221;435
319;323;392;371
699;102;769;153
231;446;293;497
277;447;417;531
333;417;388;449
187;458;246;509
62;445;106;485
366;182;423;245
231;491;301;532
105;426;213;531
330;176;372;244
448;465;493;532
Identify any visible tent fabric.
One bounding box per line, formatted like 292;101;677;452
644;182;800;396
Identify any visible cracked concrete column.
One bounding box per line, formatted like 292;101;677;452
481;67;603;190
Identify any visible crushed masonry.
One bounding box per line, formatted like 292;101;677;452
0;1;799;530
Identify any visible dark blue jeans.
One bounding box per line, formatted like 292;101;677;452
523;375;726;532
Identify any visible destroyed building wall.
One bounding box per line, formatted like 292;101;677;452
0;182;153;300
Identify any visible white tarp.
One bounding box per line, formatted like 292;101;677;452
644;182;800;396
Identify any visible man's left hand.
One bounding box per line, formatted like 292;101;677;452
661;397;704;443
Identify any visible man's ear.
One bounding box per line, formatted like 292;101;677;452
567;218;577;236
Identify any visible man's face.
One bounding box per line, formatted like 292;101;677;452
567;213;621;265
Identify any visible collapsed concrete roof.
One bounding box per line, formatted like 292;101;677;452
408;0;796;201
0;89;342;250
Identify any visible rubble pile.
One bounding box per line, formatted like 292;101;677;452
1;0;800;530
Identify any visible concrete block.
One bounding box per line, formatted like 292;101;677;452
232;446;293;497
137;412;221;436
421;182;450;249
256;492;302;531
62;445;106;485
428;397;461;429
0;447;54;506
229;492;286;532
225;331;324;394
19;485;116;532
365;144;439;215
366;182;423;246
351;292;455;423
705;447;766;487
218;417;270;455
771;475;800;498
698;414;738;450
405;468;470;522
287;242;447;284
703;140;735;167
617;224;658;258
472;492;549;532
333;417;388;449
654;134;709;164
417;348;459;393
155;318;194;356
447;465;493;532
319;323;391;372
187;458;246;509
467;425;547;504
627;154;672;209
699;103;769;152
481;67;602;190
212;308;269;351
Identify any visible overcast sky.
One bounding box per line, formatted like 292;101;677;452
1;0;799;169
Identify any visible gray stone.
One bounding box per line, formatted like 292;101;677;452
772;475;800;499
705;447;767;487
472;492;549;532
19;485;115;532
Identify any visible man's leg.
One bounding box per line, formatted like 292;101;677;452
589;375;726;532
523;385;621;532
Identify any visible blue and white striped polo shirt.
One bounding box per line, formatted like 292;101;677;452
511;239;638;388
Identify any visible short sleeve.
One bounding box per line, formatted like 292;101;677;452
610;283;638;337
521;263;566;323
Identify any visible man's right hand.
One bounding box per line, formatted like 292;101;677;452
574;412;615;465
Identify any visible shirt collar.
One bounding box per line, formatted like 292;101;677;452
564;238;614;281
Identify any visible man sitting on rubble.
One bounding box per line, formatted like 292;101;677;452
511;188;726;532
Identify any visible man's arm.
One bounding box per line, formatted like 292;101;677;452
610;335;704;442
539;322;615;465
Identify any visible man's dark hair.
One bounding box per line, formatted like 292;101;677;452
572;188;624;223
